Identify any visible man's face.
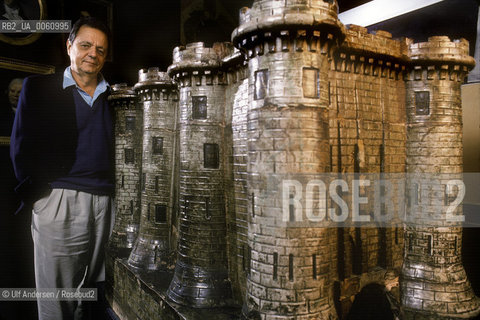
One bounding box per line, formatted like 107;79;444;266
8;81;22;107
67;25;108;78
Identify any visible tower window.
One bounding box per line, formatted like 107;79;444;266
303;68;320;98
204;143;219;169
125;148;134;164
415;91;430;115
125;116;136;131
192;96;207;119
152;137;164;155
155;205;167;223
273;253;278;280
254;69;269;100
289;254;294;281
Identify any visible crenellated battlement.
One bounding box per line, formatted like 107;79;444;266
405;37;475;83
134;68;177;101
109;83;137;100
108;84;138;110
235;29;341;59
168;42;234;78
232;0;345;56
135;67;176;88
330;25;409;81
408;36;474;67
341;24;409;60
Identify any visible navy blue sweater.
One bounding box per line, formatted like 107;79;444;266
10;73;114;214
51;89;114;195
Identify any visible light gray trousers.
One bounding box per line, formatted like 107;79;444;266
31;189;114;320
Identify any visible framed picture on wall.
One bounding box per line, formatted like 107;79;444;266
0;56;54;145
0;0;47;46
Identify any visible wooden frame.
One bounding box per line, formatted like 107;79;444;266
0;0;47;45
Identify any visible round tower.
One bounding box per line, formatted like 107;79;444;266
127;68;178;270
108;83;142;257
403;36;480;319
166;42;234;307
232;0;345;318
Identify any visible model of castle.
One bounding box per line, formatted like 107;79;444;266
106;0;480;319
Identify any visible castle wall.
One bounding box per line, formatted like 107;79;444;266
327;25;407;317
106;1;480;319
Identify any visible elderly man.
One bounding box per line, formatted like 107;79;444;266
6;78;22;113
10;17;114;320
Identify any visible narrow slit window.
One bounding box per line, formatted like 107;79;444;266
408;233;413;252
427;235;433;255
125;148;134;164
289;254;294;281
273;253;278;280
242;245;246;271
289;194;295;222
155;176;159;194
205;197;211;220
247;246;252;275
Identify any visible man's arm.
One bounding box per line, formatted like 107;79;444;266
10;77;42;207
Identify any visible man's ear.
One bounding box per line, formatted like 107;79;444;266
66;39;72;56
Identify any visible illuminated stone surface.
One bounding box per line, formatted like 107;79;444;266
127;68;179;271
107;1;480;319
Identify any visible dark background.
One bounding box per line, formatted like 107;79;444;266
0;0;477;85
0;0;479;319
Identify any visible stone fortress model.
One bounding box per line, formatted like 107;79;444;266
105;0;480;319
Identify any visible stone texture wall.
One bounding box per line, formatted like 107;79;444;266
232;0;343;318
107;1;480;319
328;25;407;316
128;68;178;270
225;57;250;303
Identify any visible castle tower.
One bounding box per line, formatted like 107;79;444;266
127;68;178;270
232;0;345;318
108;83;142;257
402;36;480;319
166;42;234;307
